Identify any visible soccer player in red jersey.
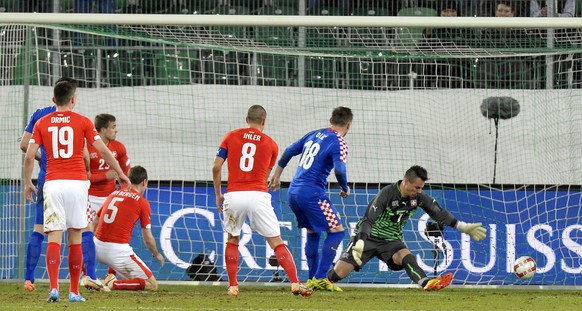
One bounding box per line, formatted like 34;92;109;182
80;113;130;290
212;105;312;297
23;79;130;303
94;166;165;291
18;77;76;292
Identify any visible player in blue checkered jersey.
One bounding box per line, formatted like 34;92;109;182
270;106;353;292
326;165;487;291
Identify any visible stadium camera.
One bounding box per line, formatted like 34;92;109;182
269;255;283;282
425;221;444;238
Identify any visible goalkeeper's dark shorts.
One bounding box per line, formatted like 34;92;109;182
339;236;408;272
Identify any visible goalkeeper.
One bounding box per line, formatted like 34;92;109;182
327;165;487;291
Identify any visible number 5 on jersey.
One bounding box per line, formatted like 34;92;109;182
103;197;124;223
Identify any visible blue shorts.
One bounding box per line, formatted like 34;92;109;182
33;182;44;225
288;188;342;232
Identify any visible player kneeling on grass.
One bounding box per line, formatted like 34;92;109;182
326;165;487;291
93;165;165;291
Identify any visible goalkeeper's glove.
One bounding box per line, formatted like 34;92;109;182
456;221;487;241
352;239;365;266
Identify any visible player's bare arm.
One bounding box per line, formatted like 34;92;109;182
268;165;284;191
20;131;41;161
212;156;225;212
83;143;91;178
143;228;165;266
23;142;40;202
93;139;130;187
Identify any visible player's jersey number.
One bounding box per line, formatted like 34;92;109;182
48;126;73;159
239;142;256;172
298;140;320;169
103;197;124;224
98;158;110;170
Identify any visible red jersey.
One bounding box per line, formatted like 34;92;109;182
88;140;130;197
95;188;151;244
30;111;99;181
219;128;278;192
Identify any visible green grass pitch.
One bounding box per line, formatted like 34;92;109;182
1;282;581;310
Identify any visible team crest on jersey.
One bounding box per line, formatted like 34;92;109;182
411;199;417;207
112;151;117;157
90;152;98;159
392;200;399;207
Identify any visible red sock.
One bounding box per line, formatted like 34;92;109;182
46;242;61;291
274;244;299;283
225;242;239;286
111;278;145;290
108;266;116;275
68;244;83;294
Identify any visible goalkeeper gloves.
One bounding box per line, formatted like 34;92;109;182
352;239;365;266
456;221;487;241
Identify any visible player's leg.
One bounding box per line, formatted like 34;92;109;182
96;239;152;291
266;237;312;296
328;236;370;280
288;191;319;279
222;192;248;296
251;193;292;278
45;230;63;302
64;180;92;300
81;196;103;282
316;225;345;279
389;246;452;291
24;191;45;291
326;236;376;287
390;247;428;286
327;261;356;282
43;180;68;302
254;191;312;296
67;228;86;301
225;233;241;296
304;230;321;279
309;197;344;290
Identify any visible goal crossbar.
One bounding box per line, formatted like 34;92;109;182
1;13;582;28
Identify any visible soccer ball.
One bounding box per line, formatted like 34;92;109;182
514;256;536;280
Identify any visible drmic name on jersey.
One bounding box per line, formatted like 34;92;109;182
51;116;71;123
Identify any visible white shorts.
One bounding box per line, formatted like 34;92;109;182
95;238;153;280
88;195;107;223
43;180;90;232
222;191;281;238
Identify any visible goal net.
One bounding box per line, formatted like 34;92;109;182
1;12;581;287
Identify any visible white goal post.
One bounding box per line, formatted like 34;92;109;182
0;13;582;28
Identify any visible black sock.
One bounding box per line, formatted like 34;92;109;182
402;253;428;286
327;269;342;283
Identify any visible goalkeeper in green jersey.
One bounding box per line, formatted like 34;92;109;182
326;165;487;291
